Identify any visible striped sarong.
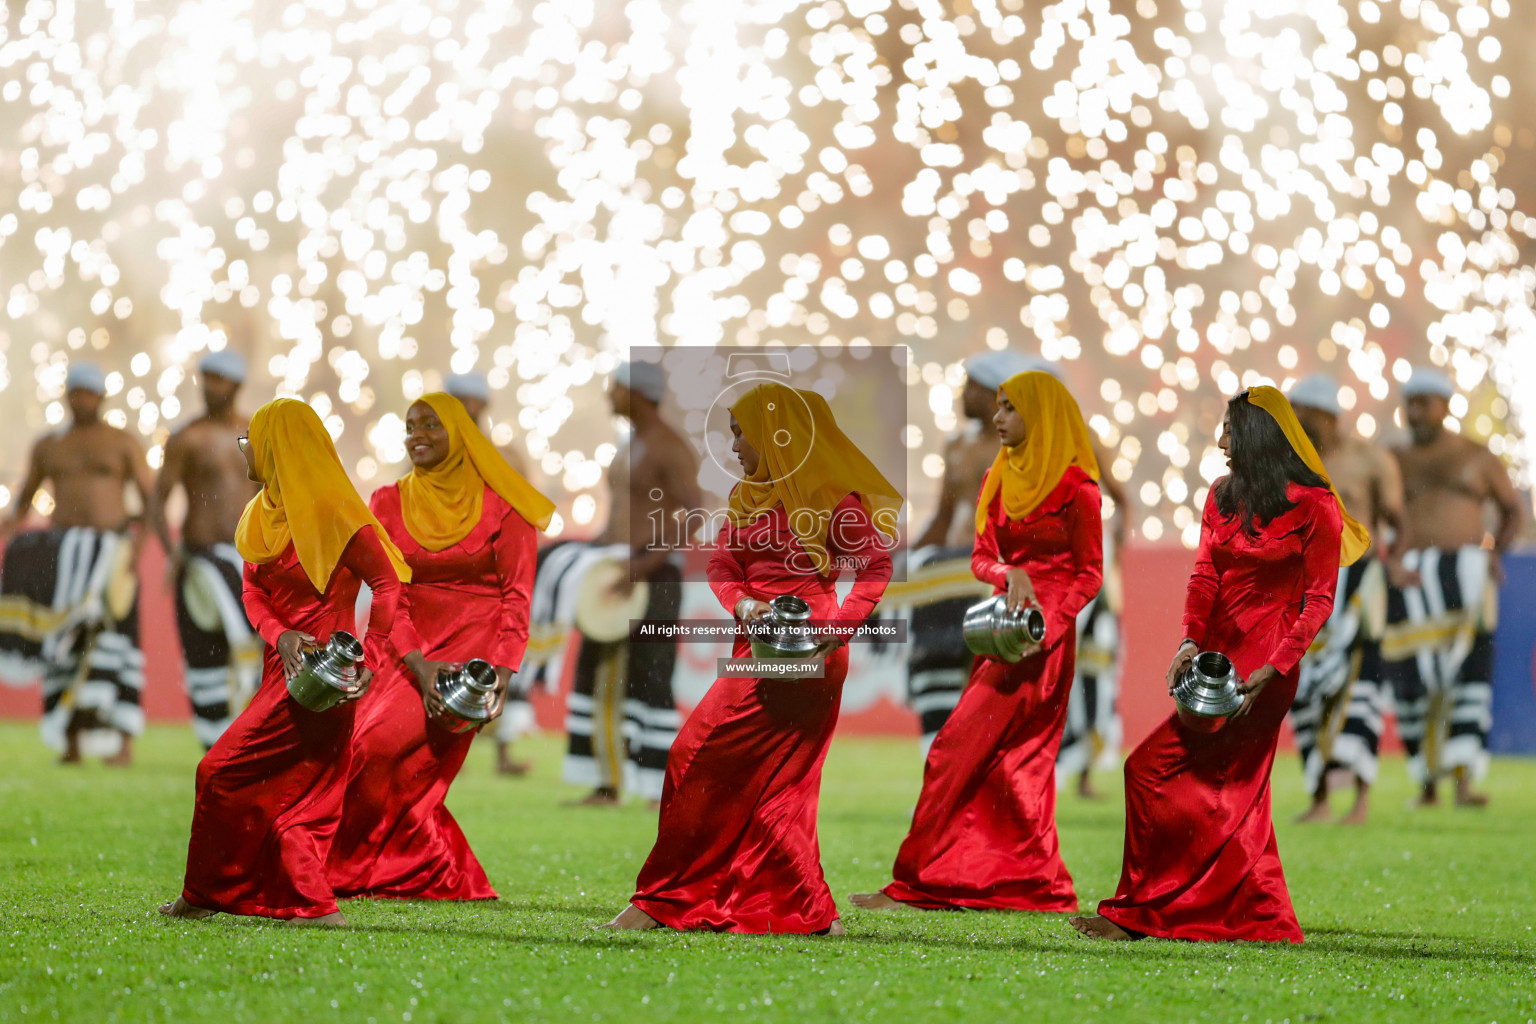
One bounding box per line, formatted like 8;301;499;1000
175;543;261;749
562;560;682;801
1057;595;1121;782
1381;546;1498;785
1289;555;1389;791
873;545;993;757
0;527;144;750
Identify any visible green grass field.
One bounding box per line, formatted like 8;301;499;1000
2;724;1533;1023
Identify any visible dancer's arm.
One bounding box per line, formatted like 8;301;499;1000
1046;476;1104;643
709;526;758;620
493;508;538;671
241;561;289;649
342;528;409;665
1265;490;1343;676
242;559;312;680
969;471;1009;590
829;494;893;630
1180;486;1222;649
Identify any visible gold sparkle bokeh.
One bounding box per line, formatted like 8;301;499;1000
1;0;1531;545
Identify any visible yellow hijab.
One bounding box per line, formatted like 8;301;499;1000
976;371;1101;534
1244;385;1370;566
397;392;556;551
235;398;411;592
727;382;904;576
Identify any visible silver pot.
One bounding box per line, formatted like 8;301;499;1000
748;595;821;660
962;594;1047;663
1173;650;1244;723
435;659;499;734
286;630;364;712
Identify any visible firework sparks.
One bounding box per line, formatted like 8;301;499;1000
1;0;1531;543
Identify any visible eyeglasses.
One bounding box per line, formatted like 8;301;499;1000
236;434;249;453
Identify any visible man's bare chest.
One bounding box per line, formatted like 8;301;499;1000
47;435;123;480
1402;449;1482;501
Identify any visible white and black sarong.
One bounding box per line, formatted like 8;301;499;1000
1381;546;1497;785
1289;555;1389;792
896;544;989;757
562;559;682;801
175;543;261;749
0;527;144;750
1057;595;1121;782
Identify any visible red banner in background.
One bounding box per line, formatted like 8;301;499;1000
0;539;1399;756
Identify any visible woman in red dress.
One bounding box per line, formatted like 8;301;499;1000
328;393;554;901
603;382;901;934
160;398;412;924
852;370;1103;913
1071;386;1368;942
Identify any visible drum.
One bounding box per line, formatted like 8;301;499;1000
573;557;650;642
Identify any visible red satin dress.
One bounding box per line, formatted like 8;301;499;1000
629;493;892;933
883;466;1103;911
328;486;536;901
1097;482;1342;942
179;530;405;919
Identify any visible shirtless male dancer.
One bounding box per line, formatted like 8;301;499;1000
1385;367;1521;807
562;360;701;806
1286;374;1408;824
0;362;155;763
146;350;261;749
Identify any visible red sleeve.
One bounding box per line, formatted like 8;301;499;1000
1180;485;1223;647
970;471;1009;590
242;561;287;648
493;508;537;671
827;494;894;631
708;526;751;616
1266;491;1343;676
341;527;409;668
1044;477;1104;643
367;487;425;660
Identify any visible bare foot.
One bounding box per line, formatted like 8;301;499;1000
1414;781;1439;807
849;891;904;911
103;750;133;767
822;919;846;936
1076;774;1103;800
1339;799;1370;825
1068;915;1135;941
58;749;83;765
563;788;621;808
293;912;348;927
159;896;216;920
599;904;659;930
496;758;531;777
1454;788;1489;808
1294;800;1332;824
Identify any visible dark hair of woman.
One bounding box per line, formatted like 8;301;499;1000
1214;391;1330;534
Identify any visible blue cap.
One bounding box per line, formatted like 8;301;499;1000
198;349;247;384
1287;374;1341;416
444;372;490;403
1403;366;1454;400
65;362;106;395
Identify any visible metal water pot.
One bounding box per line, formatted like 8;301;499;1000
286;630;365;712
434;659;500;734
748;595;822;660
1172;650;1244;732
962;594;1047;663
